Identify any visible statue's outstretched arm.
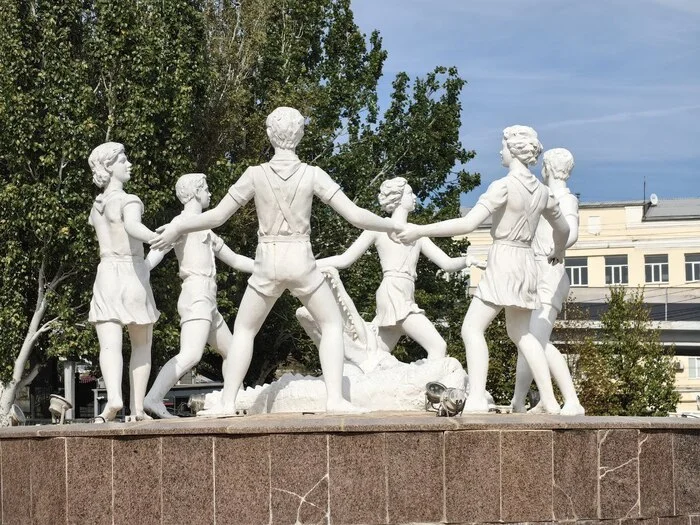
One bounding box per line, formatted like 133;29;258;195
123;201;157;243
419;238;467;272
145;247;170;271
398;204;491;243
327;191;398;233
317;230;376;269
151;194;241;250
217;245;254;274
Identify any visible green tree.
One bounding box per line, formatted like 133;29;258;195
0;0;99;421
196;0;480;384
575;287;679;416
0;0;480;418
0;0;209;421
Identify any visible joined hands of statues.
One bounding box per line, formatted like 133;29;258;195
150;218;182;250
396;223;421;244
547;249;565;265
465;255;487;270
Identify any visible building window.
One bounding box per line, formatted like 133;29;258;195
645;254;669;284
587;215;601;235
690;357;700;379
605;255;628;285
686;253;700;282
565;257;588;286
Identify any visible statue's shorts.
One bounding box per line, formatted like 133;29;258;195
372;275;424;327
177;275;225;327
248;237;325;298
535;257;570;314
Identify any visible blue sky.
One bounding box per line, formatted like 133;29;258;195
351;0;700;206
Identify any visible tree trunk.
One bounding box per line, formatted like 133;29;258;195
0;259;67;423
0;383;18;427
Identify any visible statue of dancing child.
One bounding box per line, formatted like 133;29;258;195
399;126;569;414
317;176;485;360
144;173;254;418
511;148;585;415
151;107;401;414
88;142;159;422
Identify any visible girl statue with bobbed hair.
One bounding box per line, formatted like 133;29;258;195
399;126;570;414
317;177;483;359
87;142;159;422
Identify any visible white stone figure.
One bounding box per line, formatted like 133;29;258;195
203;355;468;414
296;267;387;371
150;107;400;415
88;142;159;422
201;266;469;414
317;176;485;360
398;126;569;414
511;148;585;416
143;173;255;419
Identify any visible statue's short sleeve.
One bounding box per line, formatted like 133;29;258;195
542;190;563;222
475;178;508;213
228;167;255;206
558;192;579;219
121;194;144;214
313;166;341;203
208;231;225;253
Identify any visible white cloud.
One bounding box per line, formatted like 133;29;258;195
539;105;700;130
649;0;700;14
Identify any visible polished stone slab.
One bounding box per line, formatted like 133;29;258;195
0;412;698;525
2;412;700;439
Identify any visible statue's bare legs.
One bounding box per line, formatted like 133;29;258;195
376;326;402;354
145;319;231;418
126;324;153;421
300;281;367;413
461;299;499;413
95;321;124;421
462;297;560;414
375;314;447;360
399;313;448;359
95;322;154;422
504;306;560;414
197;286;273;417
198;282;365;416
512;305;584;415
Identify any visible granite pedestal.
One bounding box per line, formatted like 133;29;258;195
1;412;699;524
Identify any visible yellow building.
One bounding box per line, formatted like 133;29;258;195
460;196;700;413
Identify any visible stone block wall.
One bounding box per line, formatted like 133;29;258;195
0;413;698;524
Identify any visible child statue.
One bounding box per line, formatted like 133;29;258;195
317;176;484;360
87;142;159;422
398;126;569;414
143;173;254;418
151;107;400;414
511;148;585;416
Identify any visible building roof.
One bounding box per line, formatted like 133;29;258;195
644;197;700;221
579;200;644;209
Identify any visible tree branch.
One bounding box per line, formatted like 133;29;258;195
17;363;42;390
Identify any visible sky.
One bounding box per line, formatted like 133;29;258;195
351;0;700;206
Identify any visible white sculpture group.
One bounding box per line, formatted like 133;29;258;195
87;107;584;421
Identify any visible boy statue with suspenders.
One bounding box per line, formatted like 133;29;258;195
151;107;400;414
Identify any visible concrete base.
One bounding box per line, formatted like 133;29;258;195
1;412;699;524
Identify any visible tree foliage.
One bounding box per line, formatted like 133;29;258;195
574;287;679;416
194;0;480;383
0;0;212;415
0;0;479;405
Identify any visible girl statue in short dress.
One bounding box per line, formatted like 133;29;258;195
399;126;569;414
318;177;484;360
88;142;159;422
